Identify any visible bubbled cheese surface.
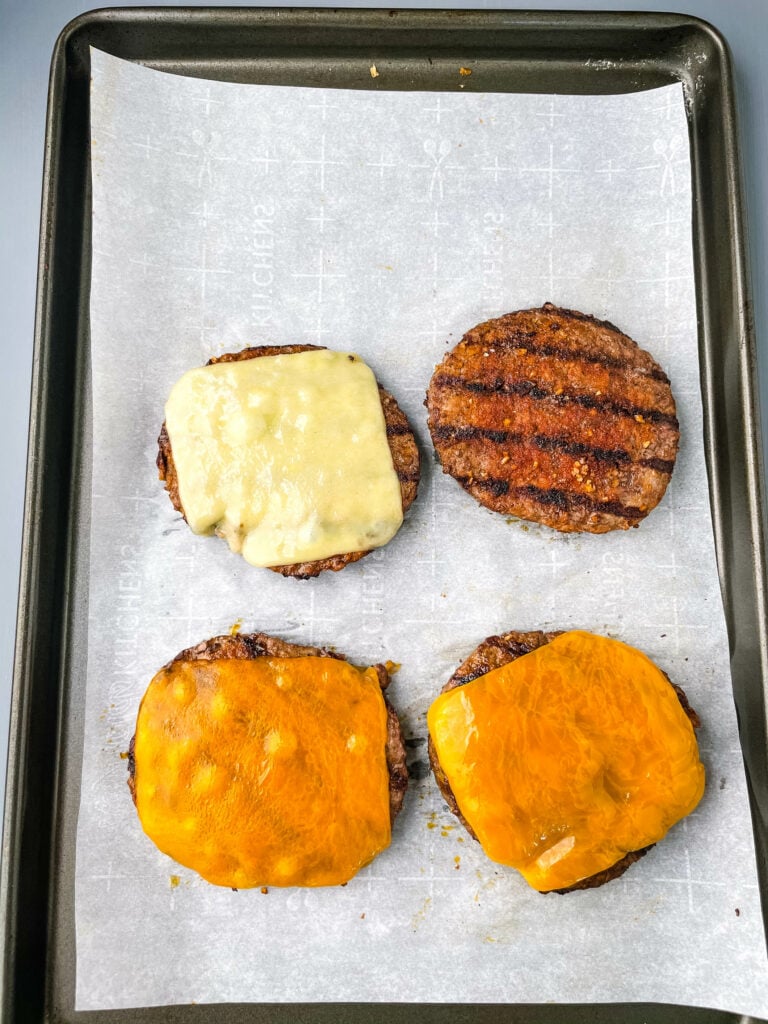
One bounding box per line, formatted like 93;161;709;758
164;349;404;567
134;656;392;888
427;631;705;892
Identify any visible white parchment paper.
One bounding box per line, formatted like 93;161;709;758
79;48;768;1014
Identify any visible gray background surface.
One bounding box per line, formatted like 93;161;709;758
1;0;766;814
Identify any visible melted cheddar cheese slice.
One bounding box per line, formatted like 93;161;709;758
428;631;704;892
134;656;391;888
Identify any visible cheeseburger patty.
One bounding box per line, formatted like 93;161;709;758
157;344;420;578
128;631;409;823
425;305;678;533
428;629;700;893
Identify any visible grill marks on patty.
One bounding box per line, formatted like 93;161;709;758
429;383;678;463
426;305;679;533
433;332;676;414
476;333;671;385
431;374;678;428
434;426;675;475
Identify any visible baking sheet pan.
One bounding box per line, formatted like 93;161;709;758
3;8;767;1023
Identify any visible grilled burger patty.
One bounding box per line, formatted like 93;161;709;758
157;344;420;578
128;632;409;823
428;629;700;894
425;304;678;533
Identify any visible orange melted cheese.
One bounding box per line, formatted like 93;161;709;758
133;656;391;888
427;631;704;892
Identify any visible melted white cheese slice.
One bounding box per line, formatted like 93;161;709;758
164;349;404;567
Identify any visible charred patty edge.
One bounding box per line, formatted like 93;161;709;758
157;344;420;578
427;628;700;894
128;632;408;823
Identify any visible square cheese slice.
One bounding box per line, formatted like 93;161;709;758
164;349;404;567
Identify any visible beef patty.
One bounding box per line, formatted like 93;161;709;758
428;628;700;893
158;344;420;578
425;304;678;533
128;631;409;824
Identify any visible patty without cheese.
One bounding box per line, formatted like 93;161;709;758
425;304;678;532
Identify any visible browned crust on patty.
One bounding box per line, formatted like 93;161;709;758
157;344;420;578
128;632;408;823
428;629;699;893
425;304;678;533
